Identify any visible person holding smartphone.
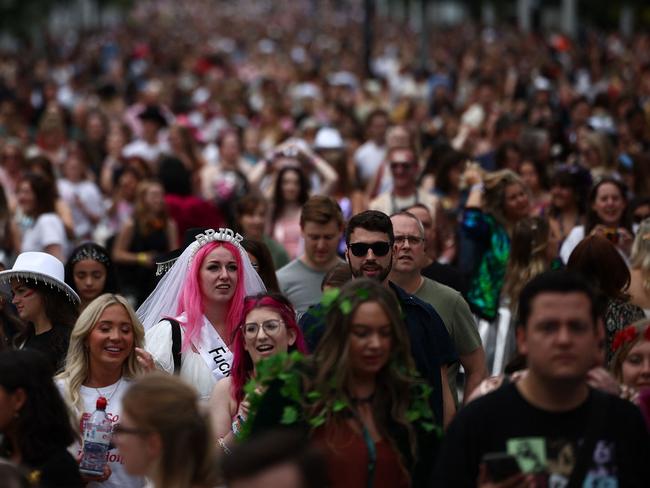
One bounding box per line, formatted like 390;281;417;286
433;270;650;487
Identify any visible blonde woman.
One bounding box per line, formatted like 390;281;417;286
56;294;154;488
629;219;650;316
503;216;560;311
113;373;219;488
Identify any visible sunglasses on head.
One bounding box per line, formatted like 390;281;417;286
349;241;391;257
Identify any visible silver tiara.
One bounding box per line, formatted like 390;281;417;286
155;228;245;276
70;247;110;266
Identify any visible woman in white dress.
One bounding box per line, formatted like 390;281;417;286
137;228;266;401
57;293;154;488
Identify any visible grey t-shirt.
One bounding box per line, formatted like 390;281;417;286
277;258;342;316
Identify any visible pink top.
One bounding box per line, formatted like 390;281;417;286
272;213;303;260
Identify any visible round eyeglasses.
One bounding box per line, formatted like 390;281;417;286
241;319;285;338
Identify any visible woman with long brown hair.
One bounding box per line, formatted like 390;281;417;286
248;279;435;487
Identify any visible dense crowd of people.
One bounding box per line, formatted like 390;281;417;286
1;0;650;486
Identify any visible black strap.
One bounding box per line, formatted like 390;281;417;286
168;319;182;375
567;391;612;488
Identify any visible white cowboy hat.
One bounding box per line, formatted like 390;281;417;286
0;252;80;304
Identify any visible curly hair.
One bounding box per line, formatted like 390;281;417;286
482;169;528;229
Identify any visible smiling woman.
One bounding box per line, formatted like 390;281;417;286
137;228;266;401
209;293;307;451
56;294;150;488
247;279;437;488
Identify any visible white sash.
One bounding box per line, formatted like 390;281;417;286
191;315;233;381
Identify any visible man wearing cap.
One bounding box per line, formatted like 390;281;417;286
122;105;169;165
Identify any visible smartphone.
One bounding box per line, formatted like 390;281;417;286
482;452;521;482
604;227;619;244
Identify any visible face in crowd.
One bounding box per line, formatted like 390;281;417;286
302;219;341;268
346;227;392;283
242;306;296;365
391;214;426;274
348;300;393;379
200;245;239;305
517;290;601;383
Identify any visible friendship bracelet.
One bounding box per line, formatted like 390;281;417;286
217;437;231;455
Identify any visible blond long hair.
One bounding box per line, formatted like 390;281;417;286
483;169;528;229
57;294;145;414
631;218;650;294
503;217;551;310
121;373;219;488
609;318;650;383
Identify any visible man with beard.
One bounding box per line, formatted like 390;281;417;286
299;210;457;428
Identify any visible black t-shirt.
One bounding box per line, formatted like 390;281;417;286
433;383;650;487
23;326;70;374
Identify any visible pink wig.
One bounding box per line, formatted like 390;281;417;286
176;241;246;352
230;293;308;405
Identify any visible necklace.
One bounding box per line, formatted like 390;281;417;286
94;377;123;406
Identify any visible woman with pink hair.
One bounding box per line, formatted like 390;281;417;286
137;228;266;401
209;293;307;451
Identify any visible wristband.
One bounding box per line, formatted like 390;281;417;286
232;416;245;437
137;253;148;265
470;182;484;193
217;437;231;455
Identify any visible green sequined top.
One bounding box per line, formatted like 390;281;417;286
462;208;510;321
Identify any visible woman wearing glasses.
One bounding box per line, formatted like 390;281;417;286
208;293;307;452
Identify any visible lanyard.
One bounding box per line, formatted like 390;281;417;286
361;423;377;488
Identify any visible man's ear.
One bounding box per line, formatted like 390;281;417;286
516;326;528;356
345;248;350;264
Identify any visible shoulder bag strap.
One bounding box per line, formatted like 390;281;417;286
168;319;182;375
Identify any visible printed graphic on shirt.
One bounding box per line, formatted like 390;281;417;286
506;437;618;487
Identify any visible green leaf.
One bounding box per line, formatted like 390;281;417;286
309;414;326;428
321;288;340;307
281;406;299;425
333;399;347;412
307;391;321;401
339;298;352;315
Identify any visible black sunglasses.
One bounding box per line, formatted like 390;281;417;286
349;241;391;257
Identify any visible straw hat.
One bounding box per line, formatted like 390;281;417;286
0;252;80;304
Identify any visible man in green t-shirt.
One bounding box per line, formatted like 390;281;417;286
389;211;487;405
